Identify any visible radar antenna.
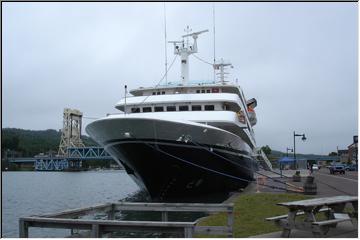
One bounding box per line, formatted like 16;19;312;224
169;27;208;85
213;59;233;84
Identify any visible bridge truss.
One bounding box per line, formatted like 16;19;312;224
9;147;114;171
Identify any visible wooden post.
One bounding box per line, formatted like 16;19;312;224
281;210;297;237
106;204;115;238
227;207;234;237
19;219;28;238
351;201;358;227
91;224;100;238
184;226;193;238
161;211;168;222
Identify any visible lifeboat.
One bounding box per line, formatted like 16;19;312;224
247;98;257;126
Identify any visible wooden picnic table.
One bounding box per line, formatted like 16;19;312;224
266;195;358;237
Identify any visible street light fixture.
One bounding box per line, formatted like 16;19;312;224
293;131;306;169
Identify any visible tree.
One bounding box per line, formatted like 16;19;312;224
261;145;272;156
328;152;338;156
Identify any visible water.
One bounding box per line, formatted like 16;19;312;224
2;170;140;237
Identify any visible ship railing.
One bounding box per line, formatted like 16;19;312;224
19;202;234;238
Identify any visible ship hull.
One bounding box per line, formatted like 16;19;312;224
86;116;258;202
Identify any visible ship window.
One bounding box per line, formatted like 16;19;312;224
205;105;215;111
154;106;164;112
179;105;189;111
152;92;156;95
142;107;152;112
206;89;211;93
162;91;165;94
131;108;140;113
201;90;205;93
166;106;176;111
196;90;200;93
192;105;202;111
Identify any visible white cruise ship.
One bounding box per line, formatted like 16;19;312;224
86;29;266;201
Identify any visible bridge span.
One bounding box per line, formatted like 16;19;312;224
9;147;114;171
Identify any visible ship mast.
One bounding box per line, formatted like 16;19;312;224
213;59;233;84
169;27;208;85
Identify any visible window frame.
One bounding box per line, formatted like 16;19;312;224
131;107;140;113
154;106;164;112
142;107;152;112
179;105;189;111
204;105;215;111
166;106;176;112
191;105;202;111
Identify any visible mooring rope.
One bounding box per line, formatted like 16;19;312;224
137;55;178;107
193;54;214;66
258;165;292;179
188;139;304;191
142;141;302;193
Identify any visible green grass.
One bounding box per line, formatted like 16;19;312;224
196;193;312;238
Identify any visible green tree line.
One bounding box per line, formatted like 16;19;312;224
2;128;97;158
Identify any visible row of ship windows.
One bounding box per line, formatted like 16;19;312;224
151;89;218;95
131;105;215;113
152;91;166;95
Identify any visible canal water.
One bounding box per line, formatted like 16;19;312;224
2;170;140;237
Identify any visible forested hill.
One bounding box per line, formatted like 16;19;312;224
2;128;97;157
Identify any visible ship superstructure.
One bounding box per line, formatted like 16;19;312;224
86;28;263;201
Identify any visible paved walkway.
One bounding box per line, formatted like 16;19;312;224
255;169;310;178
251;221;357;238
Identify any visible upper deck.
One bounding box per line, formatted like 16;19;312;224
129;83;243;97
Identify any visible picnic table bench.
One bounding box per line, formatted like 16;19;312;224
266;195;358;237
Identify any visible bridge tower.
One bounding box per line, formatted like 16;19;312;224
58;108;85;156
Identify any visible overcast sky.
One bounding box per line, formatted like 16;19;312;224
2;2;358;155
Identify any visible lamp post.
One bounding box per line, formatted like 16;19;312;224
280;148;293;178
293;131;306;169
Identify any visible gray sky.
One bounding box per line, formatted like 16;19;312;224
3;2;358;155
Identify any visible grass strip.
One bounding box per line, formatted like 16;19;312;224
196;192;312;238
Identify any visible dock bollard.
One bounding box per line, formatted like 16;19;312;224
303;175;317;195
256;176;267;193
292;171;301;182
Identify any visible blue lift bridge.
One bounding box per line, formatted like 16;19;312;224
9;147;114;171
8;108;115;171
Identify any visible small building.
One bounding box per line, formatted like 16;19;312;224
348;135;358;165
337;149;349;163
308;156;339;166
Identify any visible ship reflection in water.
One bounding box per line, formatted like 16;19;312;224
112;190;209;238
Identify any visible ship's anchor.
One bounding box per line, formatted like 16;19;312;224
176;134;192;143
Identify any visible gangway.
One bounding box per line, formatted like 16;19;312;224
255;148;273;171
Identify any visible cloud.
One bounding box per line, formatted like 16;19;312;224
2;2;357;154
